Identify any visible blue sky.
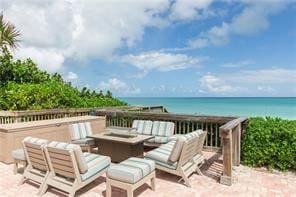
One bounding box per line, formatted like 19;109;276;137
2;0;296;97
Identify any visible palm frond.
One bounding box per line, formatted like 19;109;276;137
0;14;21;50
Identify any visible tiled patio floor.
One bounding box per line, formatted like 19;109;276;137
0;152;295;197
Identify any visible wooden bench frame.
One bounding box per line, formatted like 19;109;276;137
41;146;108;197
154;135;201;187
19;142;49;195
106;171;155;197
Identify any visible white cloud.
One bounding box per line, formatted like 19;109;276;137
14;47;64;72
98;78;140;94
170;0;213;21
199;68;296;95
188;1;290;48
199;74;239;93
66;71;78;81
220;59;254;68
257;86;275;93
226;68;296;84
2;0;170;72
122;51;203;72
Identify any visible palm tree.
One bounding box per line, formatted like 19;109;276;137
0;14;21;51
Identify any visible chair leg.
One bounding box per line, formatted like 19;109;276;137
13;160;18;175
127;187;133;197
37;172;49;195
87;145;91;153
18;175;26;186
69;190;76;197
151;176;155;191
106;179;111;197
196;167;203;176
38;183;48;196
180;170;191;188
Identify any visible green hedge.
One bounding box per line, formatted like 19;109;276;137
0;49;127;110
242;117;296;170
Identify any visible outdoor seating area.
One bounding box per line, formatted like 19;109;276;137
6;118;209;196
1;112;295;196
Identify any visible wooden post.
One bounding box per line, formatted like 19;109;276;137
220;128;233;186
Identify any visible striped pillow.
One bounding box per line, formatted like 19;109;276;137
151;121;175;137
132;120;153;135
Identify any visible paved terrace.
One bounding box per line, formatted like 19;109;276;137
0;151;295;197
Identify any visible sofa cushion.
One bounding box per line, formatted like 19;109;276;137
107;157;155;184
47;141;88;174
69;124;81;140
168;136;186;163
146;136;169;144
132;120;153;135
151;121;174;137
11;149;26;161
69;122;93;140
72;138;95;146
168;130;204;163
81;153;111;181
23;136;48;145
145;141;175;164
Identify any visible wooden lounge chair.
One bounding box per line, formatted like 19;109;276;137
145;130;205;187
69;122;96;152
42;141;111;197
19;137;49;194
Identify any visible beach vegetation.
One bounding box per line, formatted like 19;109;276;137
0;45;126;110
242;117;296;171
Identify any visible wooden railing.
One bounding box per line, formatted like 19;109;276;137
219;117;248;185
0;106;167;124
96;110;248;185
96;110;237;151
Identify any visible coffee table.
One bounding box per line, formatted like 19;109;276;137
89;129;153;162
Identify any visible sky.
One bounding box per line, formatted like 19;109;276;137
1;0;296;97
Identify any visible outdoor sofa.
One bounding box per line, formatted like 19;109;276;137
132;120;175;146
145;129;207;187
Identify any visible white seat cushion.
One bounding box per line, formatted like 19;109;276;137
72;138;95;146
81;153;111;181
145;141;175;164
132;120;153;135
11;149;26;161
107;157;155;184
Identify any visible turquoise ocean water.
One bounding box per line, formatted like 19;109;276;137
120;97;296;119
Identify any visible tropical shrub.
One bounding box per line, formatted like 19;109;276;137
0;50;126;110
242;117;296;170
